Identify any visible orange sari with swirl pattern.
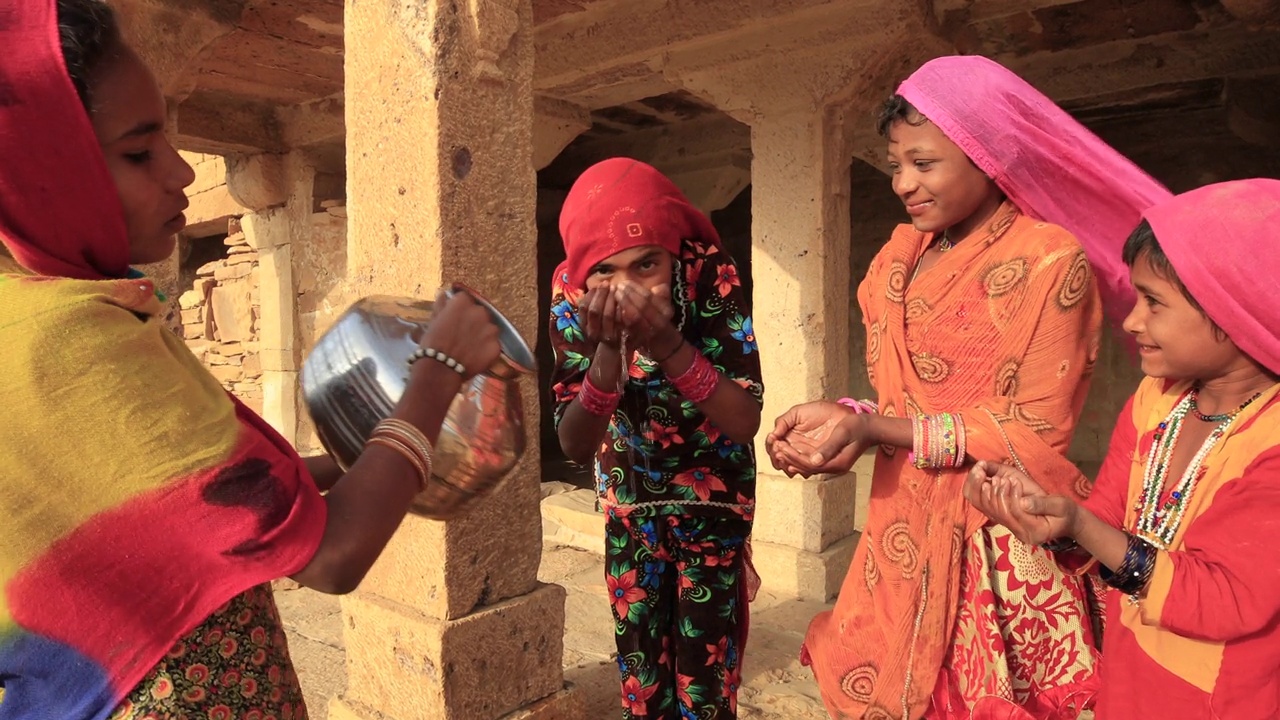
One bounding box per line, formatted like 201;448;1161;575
803;204;1103;719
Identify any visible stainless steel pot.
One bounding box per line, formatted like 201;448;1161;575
300;285;536;520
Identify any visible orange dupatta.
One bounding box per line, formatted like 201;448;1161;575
804;205;1102;718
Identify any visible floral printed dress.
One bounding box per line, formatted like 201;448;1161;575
549;239;764;719
109;584;308;720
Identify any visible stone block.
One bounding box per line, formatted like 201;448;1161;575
241;354;262;378
750;533;858;602
178;289;204;310
340;585;566;720
753;471;858;553
257;244;295;356
208;365;242;384
214;262;253;282
187;154;227;196
259;347;296;373
357;467;543;620
180;307;202;325
186;187;244;231
541;489;603;554
262;369;299;444
499;686;585;720
209;283;255;343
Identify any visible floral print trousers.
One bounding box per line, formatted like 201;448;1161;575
110;584;308;720
607;513;750;720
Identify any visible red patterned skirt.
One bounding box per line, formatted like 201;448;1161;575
927;524;1102;720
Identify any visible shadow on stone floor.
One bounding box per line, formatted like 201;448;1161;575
276;540;836;720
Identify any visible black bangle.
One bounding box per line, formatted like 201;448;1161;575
651;338;685;364
1040;537;1080;554
1100;534;1157;596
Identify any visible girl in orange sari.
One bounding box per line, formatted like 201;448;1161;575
966;179;1280;719
767;56;1169;719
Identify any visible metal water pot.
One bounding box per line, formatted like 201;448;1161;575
300;285;536;520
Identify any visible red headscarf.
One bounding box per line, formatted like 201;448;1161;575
0;0;131;280
1144;179;1280;374
557;157;722;289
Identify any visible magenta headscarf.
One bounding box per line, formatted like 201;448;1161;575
898;55;1173;327
1144;179;1280;374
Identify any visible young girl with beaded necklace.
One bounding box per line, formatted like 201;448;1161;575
965;179;1280;719
548;158;764;719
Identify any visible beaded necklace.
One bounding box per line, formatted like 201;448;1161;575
1133;388;1261;549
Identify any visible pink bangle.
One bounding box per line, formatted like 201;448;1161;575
578;374;621;416
837;397;878;414
670;352;719;403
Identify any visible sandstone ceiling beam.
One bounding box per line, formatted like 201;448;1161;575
543;113;752;211
226;153;287;211
1005;26;1280;103
533;0;879;94
533;96;592;169
1226;77;1280;147
1221;0;1280;24
556;114;749;171
930;0;1091;23
279;95;345;149
173;92;284;155
113;0;246;99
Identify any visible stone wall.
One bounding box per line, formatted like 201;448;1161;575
293;200;350;455
178;226;265;415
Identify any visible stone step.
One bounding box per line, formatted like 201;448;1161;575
541;488;604;555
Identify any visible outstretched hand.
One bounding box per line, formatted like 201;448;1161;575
765;401;870;477
962;461;1078;545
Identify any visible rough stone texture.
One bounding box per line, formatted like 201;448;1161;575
227;152;288;211
497;687;587;720
337;585;567;720
752;473;858;554
344;0;544;615
340;0;573;718
750;534;859;602
182;152;245;237
237;154;317;445
540;489;604;554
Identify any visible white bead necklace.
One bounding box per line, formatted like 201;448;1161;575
1133;391;1257;549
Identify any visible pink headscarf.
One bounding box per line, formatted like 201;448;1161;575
1144;179;1280;374
899;55;1173;327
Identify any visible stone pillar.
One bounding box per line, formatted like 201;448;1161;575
234;153;312;445
748;107;860;601
337;1;581;719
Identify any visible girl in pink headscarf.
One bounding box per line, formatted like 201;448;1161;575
966;179;1280;719
767;55;1171;719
